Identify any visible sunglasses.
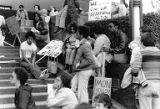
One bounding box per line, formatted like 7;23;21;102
108;25;113;28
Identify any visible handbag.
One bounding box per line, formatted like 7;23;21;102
47;57;57;74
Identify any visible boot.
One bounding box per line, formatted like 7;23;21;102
69;65;73;73
64;64;69;70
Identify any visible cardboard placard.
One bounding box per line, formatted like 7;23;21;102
6;16;20;35
37;40;63;58
88;0;111;21
92;77;112;102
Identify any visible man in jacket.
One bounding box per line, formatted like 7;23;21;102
71;25;95;103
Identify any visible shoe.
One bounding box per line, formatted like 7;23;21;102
54;27;60;33
40;69;49;80
64;64;69;70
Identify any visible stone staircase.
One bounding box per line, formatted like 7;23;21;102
0;46;51;109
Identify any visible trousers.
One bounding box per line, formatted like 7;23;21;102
55;5;68;28
138;80;160;109
71;69;92;103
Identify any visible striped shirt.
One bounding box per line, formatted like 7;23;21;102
132;47;160;80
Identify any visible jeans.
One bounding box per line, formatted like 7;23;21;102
138;80;160;109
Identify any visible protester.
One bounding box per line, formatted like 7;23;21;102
104;21;128;63
16;5;29;22
121;37;147;89
132;32;160;109
74;103;92;109
93;93;113;109
49;6;59;17
0;15;5;46
93;25;111;77
71;25;95;103
34;20;49;50
40;9;50;43
10;67;36;109
20;31;42;79
64;22;78;73
47;74;78;109
54;0;69;33
112;0;128;18
34;5;41;14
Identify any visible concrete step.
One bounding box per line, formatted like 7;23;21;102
0;67;47;73
0;84;47;94
0;49;20;53
0;101;49;109
0;92;47;104
0;53;19;57
0;79;54;87
0;62;20;67
0;46;19;50
0;57;20;61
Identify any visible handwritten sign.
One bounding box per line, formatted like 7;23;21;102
38;40;63;58
92;77;112;102
6;16;20;35
88;0;111;21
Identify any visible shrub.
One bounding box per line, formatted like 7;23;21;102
85;13;160;43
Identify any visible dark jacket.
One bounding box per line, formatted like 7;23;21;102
14;84;36;109
109;30;128;54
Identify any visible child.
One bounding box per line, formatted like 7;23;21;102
64;23;78;73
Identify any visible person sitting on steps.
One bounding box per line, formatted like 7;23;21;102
63;22;78;73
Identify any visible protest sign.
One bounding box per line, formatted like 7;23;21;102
6;16;20;35
92;77;112;102
37;40;63;58
88;0;111;21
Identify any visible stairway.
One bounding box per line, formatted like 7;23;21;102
0;46;51;109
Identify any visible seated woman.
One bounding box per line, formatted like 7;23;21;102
47;74;78;109
32;16;49;50
63;22;78;73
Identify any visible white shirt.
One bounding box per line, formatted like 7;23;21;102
93;34;110;56
20;41;37;58
47;88;78;109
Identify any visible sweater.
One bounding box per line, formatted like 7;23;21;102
132;47;160;80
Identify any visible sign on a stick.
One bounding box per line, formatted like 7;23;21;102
37;40;63;58
6;16;20;35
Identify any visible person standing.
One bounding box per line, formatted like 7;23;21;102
106;21;128;63
132;32;160;109
93;25;111;77
71;25;95;103
16;5;29;24
10;67;36;109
